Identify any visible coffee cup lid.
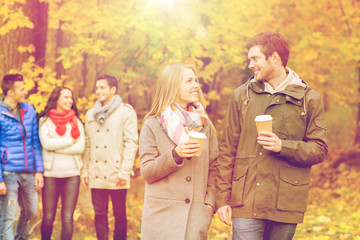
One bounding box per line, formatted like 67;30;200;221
188;131;206;139
254;115;273;122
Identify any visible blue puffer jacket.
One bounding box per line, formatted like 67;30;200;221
0;101;43;182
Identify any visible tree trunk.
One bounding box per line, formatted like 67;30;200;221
79;53;88;98
354;63;360;145
55;20;65;79
28;0;48;68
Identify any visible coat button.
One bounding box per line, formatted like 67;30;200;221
104;176;107;179
186;176;191;182
96;176;98;178
97;129;100;132
254;213;257;217
256;183;260;186
185;198;190;204
276;99;280;103
96;146;98;149
107;129;109;132
104;145;107;149
104;161;107;164
259;152;263;156
294;180;298;184
95;160;98;163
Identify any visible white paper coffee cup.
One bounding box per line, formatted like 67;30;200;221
254;115;272;135
188;132;206;157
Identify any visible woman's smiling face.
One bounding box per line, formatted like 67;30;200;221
56;89;73;112
175;68;199;109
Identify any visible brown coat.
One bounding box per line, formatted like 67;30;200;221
216;78;328;223
82;103;138;189
139;117;218;240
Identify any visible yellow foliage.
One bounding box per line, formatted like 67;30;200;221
0;1;34;36
315;215;331;224
315;236;331;240
18;45;35;54
207;90;220;100
84;237;97;240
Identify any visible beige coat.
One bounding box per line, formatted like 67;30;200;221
139;117;218;240
39;117;85;175
82;103;138;189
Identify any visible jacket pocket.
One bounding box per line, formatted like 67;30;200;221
41;151;54;170
43;161;51;170
229;164;248;207
277;166;311;212
74;155;83;170
1;148;8;164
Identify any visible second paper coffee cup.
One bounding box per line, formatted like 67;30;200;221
255;115;273;135
188;131;206;156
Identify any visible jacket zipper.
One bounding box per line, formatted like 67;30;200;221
18;121;27;172
20;107;28;172
32;147;35;172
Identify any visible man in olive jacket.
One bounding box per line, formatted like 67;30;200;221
216;32;328;240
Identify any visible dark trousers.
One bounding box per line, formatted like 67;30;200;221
41;176;80;240
91;189;127;240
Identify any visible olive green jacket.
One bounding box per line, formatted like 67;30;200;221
216;74;328;223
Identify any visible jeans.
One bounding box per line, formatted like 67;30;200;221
232;218;297;240
0;172;38;240
41;176;80;240
91;189;127;240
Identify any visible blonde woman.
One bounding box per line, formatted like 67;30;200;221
139;63;219;240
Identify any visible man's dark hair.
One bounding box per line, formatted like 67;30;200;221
246;32;289;67
96;75;118;92
1;74;24;96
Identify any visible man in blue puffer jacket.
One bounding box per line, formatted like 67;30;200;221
0;74;44;240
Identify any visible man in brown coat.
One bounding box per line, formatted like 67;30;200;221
216;32;328;239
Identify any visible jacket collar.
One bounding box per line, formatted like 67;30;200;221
248;77;311;100
0;98;29;120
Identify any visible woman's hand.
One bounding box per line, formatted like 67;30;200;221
174;140;200;158
81;177;89;189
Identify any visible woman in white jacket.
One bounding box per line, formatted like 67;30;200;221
38;87;85;240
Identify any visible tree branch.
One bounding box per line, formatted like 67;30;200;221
338;0;352;36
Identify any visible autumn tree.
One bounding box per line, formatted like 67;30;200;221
0;0;34;75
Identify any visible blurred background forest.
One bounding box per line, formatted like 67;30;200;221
1;0;360;239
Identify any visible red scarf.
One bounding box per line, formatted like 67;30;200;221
48;109;80;139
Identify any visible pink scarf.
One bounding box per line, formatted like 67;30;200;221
160;103;207;145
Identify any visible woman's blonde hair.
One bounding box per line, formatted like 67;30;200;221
144;63;206;120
